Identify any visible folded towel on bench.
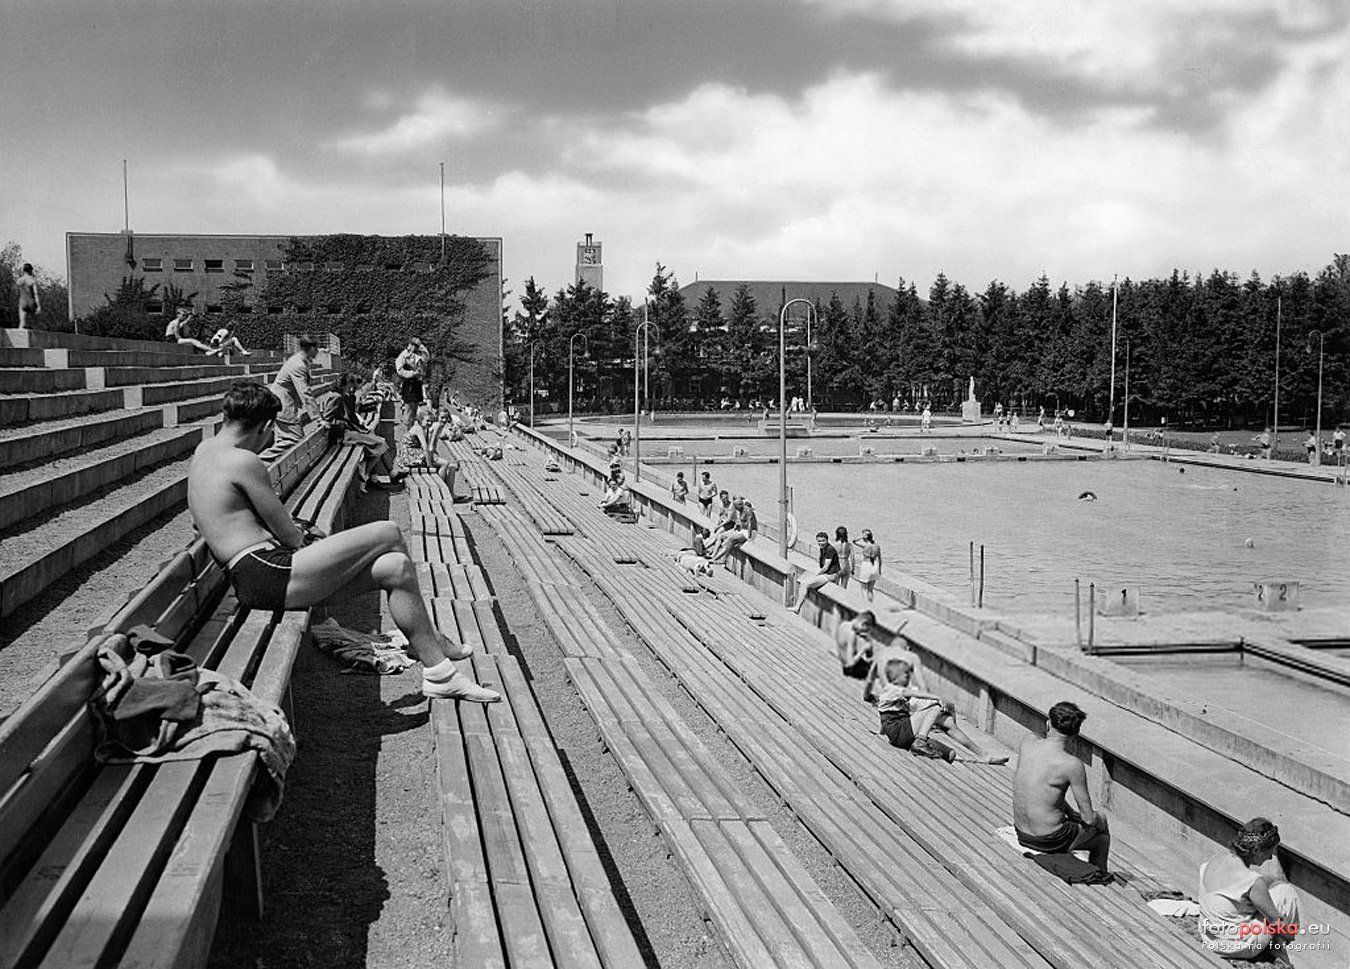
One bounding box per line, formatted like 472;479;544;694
94;640;297;821
996;825;1090;862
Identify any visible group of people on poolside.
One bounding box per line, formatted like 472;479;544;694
837;616;1302;961
793;525;884;607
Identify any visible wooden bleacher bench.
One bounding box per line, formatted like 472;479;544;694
404;471;646;966
0;434;363;969
463;490;882;968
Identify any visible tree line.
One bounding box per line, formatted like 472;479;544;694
506;256;1350;429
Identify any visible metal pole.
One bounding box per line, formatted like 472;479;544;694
1314;332;1324;466
569;333;586;449
122;159;130;233
1273;296;1282;459
1074;579;1082;647
1088;583;1096;649
978;544;985;609
969;541;975;606
1109;274;1118;423
1123;339;1130;450
528;343;535;428
635;309;651;482
806;314;813;410
439;162;446;262
776;299;813;560
644;326;650;418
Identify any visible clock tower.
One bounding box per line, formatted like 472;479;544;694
575;232;603;291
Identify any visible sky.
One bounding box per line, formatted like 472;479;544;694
1;0;1347;307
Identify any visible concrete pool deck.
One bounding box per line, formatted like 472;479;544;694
503;421;1350;966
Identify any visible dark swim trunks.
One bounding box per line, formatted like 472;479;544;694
842;655;871;680
226;542;294;611
1016;808;1087;854
880;709;915;750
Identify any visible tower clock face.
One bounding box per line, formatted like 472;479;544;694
580;246;600;265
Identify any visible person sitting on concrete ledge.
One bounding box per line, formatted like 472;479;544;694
164;305;223;355
875;658;1008;763
1012;701;1109;870
792;531;840;613
599;470;633;516
710;496;757;564
1198;818;1300;962
834;610;875;678
188;382;499;704
210;324;251;356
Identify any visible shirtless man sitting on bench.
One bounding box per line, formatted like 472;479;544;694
1012;701;1109;870
188;382;499;703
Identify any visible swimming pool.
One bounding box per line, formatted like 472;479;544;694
691;459;1350;615
633;435;1046;458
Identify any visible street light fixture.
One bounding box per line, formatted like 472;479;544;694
568;332;588;449
527;340;537;428
1122;338;1131;450
778;298;816;561
634;303;654;482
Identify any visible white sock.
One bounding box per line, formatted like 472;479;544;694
423;659;455;682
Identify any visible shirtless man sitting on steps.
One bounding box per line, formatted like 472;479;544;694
1012;701;1110;870
187;382;499;703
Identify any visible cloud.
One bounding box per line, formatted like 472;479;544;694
331;89;505;156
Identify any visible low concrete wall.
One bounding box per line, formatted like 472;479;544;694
510;422;1350;965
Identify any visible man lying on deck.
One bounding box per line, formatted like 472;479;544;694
1012;701;1110;870
875;658;1008;764
188;382;500;703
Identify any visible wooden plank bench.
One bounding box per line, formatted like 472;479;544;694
0;439;363;969
463;507;882;969
413;506;645;967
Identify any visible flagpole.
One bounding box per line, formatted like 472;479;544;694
439;162;446;262
1108;273;1118;423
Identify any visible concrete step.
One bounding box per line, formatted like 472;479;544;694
0;387;127;426
0;368;88;394
0;349;46;368
101;362;259;387
0;409;166;467
0;327;283;361
0;425;205;531
0;367;285;427
65;349;262;369
0;455;193;618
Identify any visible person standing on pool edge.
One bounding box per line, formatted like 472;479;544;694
395;337;429;429
187;381;499;703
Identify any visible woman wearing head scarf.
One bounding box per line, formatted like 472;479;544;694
1198;818;1300;961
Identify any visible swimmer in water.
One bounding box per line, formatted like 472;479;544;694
1078;491;1097;501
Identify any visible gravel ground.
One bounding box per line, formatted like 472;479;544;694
209;489;455;969
0;504;197;715
468;513;733;969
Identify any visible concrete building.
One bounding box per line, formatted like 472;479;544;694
575;233;602;291
65;231;504;404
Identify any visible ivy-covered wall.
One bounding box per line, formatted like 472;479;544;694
70;231;504;407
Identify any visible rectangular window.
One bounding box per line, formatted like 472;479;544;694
326;304;342;315
356;263;374;272
235;259;254;273
385;262;404;272
325;260;344;272
298;261;315;272
143;257;163;272
204;259;224;274
145;302;164;315
206;303;223;314
264;259;284;272
236;305;253;314
267;305;283;315
173;258;194;272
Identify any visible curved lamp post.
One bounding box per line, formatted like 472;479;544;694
634;304;654;482
778;298;816;560
568;332;587;448
527;340;538;428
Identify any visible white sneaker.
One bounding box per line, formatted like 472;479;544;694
423;672;500;703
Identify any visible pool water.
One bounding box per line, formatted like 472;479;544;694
1112;652;1350;755
640;435;1045;458
696;459;1350;615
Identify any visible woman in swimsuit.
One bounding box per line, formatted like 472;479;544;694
853;528;882;601
833;526;854;590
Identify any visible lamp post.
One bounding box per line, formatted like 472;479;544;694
634;304;653;482
778;298;816;560
1122;338;1130;450
1310;330;1325;466
568;332;587;449
527;341;537;428
1272;296;1282;459
806;312;813;410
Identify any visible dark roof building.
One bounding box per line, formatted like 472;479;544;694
675;279;900;318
